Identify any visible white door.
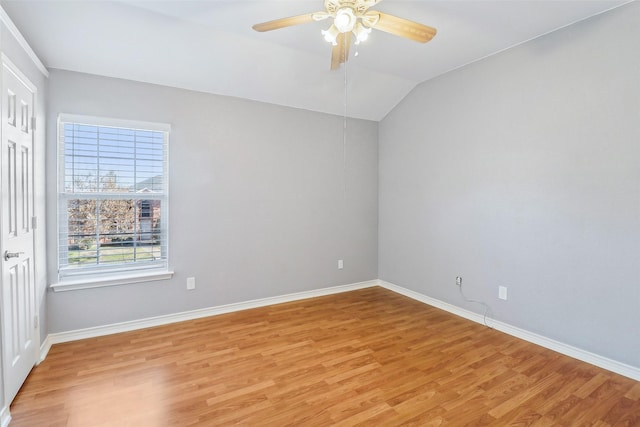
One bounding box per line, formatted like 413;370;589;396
0;56;37;405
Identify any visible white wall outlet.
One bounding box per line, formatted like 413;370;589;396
338;259;344;270
456;276;462;286
498;286;508;300
187;277;196;290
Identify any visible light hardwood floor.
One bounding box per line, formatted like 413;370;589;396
10;287;640;426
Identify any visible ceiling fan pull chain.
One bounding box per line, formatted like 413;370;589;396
343;41;348;198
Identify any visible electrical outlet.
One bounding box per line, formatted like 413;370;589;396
338;259;344;270
498;286;507;300
456;276;462;286
187;277;196;290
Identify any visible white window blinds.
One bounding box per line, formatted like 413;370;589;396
58;114;170;279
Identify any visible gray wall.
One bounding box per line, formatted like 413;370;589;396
379;2;640;368
46;70;378;333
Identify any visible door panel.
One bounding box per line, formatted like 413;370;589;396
1;57;37;405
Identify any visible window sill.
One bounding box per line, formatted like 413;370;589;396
50;270;174;292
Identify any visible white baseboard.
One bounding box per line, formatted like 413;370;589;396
41;280;378;359
378;280;640;382
38;278;640;382
0;406;10;427
39;334;53;364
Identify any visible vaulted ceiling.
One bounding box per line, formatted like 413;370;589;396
2;0;630;121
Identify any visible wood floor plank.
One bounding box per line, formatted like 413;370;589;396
9;287;640;425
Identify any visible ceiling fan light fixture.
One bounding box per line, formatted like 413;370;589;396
334;7;356;33
321;24;340;45
353;22;371;44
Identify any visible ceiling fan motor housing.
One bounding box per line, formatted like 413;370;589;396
325;0;378;17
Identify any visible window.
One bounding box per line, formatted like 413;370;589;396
56;114;170;288
140;200;152;218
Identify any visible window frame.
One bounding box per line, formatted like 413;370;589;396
52;114;173;291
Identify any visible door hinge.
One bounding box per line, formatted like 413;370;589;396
32;216;37;229
34;315;39;329
31;116;36;131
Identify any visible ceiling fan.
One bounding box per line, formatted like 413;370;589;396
252;0;437;70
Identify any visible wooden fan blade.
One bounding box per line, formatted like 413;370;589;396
252;14;315;32
371;12;437;43
330;36;343;70
330;33;352;70
342;32;351;64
